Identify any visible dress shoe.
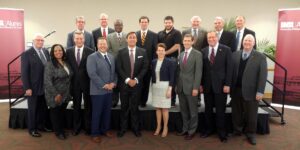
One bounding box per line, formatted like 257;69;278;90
133;131;142;137
72;130;80;136
85;130;91;136
219;137;228;143
245;134;256;145
38;127;52;132
104;131;115;138
56;133;66;140
176;131;187;136
117;131;126;138
140;104;146;108
184;134;195;140
30;131;41;137
92;136;101;143
200;133;210;138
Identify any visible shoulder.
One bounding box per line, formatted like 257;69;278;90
84;31;93;36
92;27;100;33
245;28;255;34
219;44;231;51
67;31;74;36
84;47;94;53
253;50;265;59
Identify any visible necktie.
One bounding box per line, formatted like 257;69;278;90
76;49;81;66
242;53;248;60
235;31;241;50
104;54;111;68
193;29;197;38
103;29;106;38
183;51;188;65
217;32;221;40
129;49;134;78
210;48;215;64
117;33;121;41
141;32;146;46
38;50;47;65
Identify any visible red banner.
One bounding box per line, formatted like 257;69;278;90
0;8;24;99
273;8;300;106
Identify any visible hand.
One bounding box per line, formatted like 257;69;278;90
103;84;110;90
128;79;137;87
109;83;116;90
199;86;203;93
223;86;230;93
55;94;62;104
256;95;263;101
166;87;172;98
192;89;198;97
25;89;32;96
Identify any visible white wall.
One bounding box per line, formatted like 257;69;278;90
1;0;299;47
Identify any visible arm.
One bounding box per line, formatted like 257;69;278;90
168;59;176;87
165;44;181;55
116;51;129;82
44;63;59;97
136;51;149;82
193;52;203;89
257;55;268;94
21;52;31;91
66;33;73;48
86;55;106;88
225;49;233;86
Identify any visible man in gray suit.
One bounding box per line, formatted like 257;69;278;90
182;16;208;51
107;19;127;107
176;34;202;140
66;16;95;49
87;37;117;143
231;34;267;145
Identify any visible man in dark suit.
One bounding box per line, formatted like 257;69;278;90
214;16;236;52
176;34;202;140
136;16;158;107
233;16;256;51
92;13;114;50
158;16;182;107
66;31;94;136
231;34;267;145
66;16;94;49
116;32;148;138
21;33;50;137
200;31;233;143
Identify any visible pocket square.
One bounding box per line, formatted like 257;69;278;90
138;56;143;58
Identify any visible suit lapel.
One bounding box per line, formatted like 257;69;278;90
244;50;255;73
31;48;44;65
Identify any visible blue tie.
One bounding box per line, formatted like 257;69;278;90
235;31;241;51
104;54;111;68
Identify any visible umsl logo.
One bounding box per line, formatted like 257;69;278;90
0;19;23;29
280;21;300;30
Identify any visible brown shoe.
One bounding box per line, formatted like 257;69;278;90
92;136;101;143
104;131;115;138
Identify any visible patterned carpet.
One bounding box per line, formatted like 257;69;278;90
1;103;299;150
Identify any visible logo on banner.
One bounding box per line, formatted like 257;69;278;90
0;19;23;29
280;21;300;30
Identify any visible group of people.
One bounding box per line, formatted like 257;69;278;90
20;13;267;146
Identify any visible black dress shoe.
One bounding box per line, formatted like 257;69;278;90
247;137;256;145
38;127;52;132
184;134;195;140
117;131;125;137
220;137;228;143
56;133;66;140
140;104;146;108
30;131;41;137
72;130;80;136
200;133;210;138
176;131;187;136
133;131;142;137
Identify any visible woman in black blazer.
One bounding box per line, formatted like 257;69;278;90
44;44;73;140
152;43;176;137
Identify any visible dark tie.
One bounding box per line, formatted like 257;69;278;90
76;49;81;66
242;53;248;60
141;32;146;46
235;31;241;50
104;54;111;68
183;51;188;65
103;29;107;38
38;50;47;65
210;48;215;64
117;33;121;41
129;49;134;78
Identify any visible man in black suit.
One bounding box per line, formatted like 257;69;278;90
92;13;115;50
66;16;94;49
66;31;94;136
214;17;236;52
136;16;158;107
116;32;148;138
21;33;50;137
233;16;256;51
200;31;233;143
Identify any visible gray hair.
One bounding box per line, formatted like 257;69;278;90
33;33;44;40
99;13;108;19
190;16;202;22
215;16;224;23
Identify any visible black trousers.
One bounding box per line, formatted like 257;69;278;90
112;85;120;106
72;89;91;133
119;85;141;132
140;69;151;105
231;88;258;136
50;103;68;135
27;95;48;133
203;88;227;138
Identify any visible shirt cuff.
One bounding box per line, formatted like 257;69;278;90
134;78;139;84
125;78;130;84
256;92;264;97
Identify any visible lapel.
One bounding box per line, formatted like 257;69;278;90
79;47;87;67
214;45;223;64
244;50;255;73
235;51;242;76
31;48;44;66
124;48;131;71
96;52;111;71
42;48;50;61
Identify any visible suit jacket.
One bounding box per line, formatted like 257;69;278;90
231;50;267;101
92;27;115;49
151;58;176;86
107;32;127;57
177;48;203;95
219;30;236;52
66;30;95;49
233;28;256;50
66;46;94;94
136;30;158;61
116;47;149;88
182;28;208;51
44;61;73;108
87;51;117;95
202;44;233;94
21;47;50;96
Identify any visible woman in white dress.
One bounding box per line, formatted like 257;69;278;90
152;43;176;137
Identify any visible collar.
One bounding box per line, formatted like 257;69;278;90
210;43;219;50
237;27;245;33
128;46;136;51
75;45;84;50
184;47;192;53
99;51;108;56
